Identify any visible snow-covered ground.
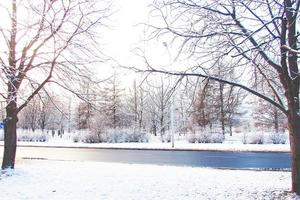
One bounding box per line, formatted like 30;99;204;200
0;129;291;152
0;159;297;200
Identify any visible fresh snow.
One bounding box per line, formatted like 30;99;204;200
0;160;297;200
0;129;291;152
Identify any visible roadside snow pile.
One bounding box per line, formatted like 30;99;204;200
0;160;297;200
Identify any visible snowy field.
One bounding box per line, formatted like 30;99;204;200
0;160;297;200
0;129;291;152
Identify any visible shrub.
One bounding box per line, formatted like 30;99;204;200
125;130;149;143
83;132;103;143
269;132;287;144
187;131;224;143
161;134;171;143
247;133;264;144
72;135;80;143
17;131;48;142
210;133;225;143
82;129;149;143
187;134;197;143
196;132;211;143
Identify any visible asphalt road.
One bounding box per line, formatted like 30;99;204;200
0;146;291;170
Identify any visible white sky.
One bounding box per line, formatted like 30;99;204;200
99;0;184;85
103;0;152;67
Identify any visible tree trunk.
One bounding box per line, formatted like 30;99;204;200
219;83;225;135
288;105;300;194
274;108;279;133
1;101;18;169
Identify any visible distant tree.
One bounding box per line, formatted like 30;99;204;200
77;101;93;130
36;92;58;132
224;86;244;136
176;90;190;135
18;96;39;132
128;79;146;129
101;73;124;129
191;79;216;129
145;77;173;138
254;97;287;133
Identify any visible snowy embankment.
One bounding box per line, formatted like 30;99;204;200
0;140;290;152
0;160;297;200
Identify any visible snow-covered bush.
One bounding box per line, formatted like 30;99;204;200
82;129;149;143
188;132;224;143
196;132;211;143
72;135;80;143
124;130;149;143
17;131;48;142
102;130;126;143
187;134;197;143
161;133;171;143
82;132;103;143
269;132;287;144
104;129;149;143
210;133;225;143
246;132;264;144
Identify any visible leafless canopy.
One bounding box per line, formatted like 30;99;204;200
0;0;111;113
146;0;300;114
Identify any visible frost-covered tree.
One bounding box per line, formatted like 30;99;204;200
145;77;173;137
0;0;111;169
100;73;124;129
18;96;39;132
148;0;300;193
254;97;287;133
127;79;146;129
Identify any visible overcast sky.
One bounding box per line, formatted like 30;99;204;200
103;0;151;66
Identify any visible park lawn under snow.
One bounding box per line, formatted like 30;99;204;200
0;160;297;200
0;129;291;152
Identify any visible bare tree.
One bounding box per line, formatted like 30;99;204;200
76;80;96;130
146;0;300;193
128;79;146;129
191;79;216;129
18;96;39;132
0;0;111;169
37;93;54;133
254;96;287;133
144;76;174;140
100;72;124;129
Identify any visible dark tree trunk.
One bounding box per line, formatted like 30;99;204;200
274;108;279;133
288;108;300;194
2;101;18;169
285;0;300;193
2;0;18;170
